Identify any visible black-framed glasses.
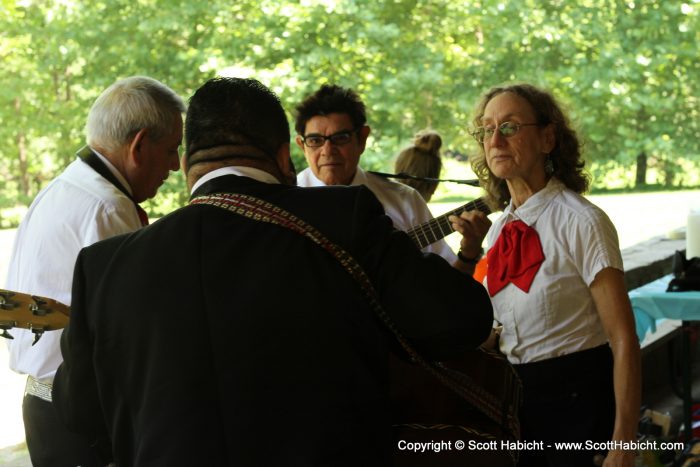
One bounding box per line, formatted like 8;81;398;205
301;129;359;148
471;122;540;144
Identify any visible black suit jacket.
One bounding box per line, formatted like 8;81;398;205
53;174;493;466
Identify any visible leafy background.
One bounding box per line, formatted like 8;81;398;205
1;0;698;224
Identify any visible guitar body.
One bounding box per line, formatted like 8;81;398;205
391;348;521;466
392;200;523;465
0;289;70;342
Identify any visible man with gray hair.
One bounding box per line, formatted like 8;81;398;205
5;75;185;466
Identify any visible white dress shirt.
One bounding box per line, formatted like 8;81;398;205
485;178;623;364
6;156;142;381
297;167;456;262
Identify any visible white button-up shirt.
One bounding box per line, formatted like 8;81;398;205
6;156;142;381
485;178;623;364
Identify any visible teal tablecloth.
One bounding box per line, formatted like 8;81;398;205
629;275;700;341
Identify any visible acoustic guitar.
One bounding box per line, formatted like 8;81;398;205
396;197;522;466
391;348;521;466
0;289;70;344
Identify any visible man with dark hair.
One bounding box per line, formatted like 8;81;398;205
295;84;487;274
186;77;291;163
52;77;493;465
293;84;368;147
6;76;184;467
294;84;369;189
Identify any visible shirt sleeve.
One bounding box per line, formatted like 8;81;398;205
82;201;142;247
571;206;623;286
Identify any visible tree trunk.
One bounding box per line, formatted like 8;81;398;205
663;160;676;187
635;152;647;187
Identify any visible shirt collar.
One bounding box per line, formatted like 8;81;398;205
503;177;565;226
190;166;280;194
300;168;327;187
348;167;365;186
90;147;133;196
301;166;363;187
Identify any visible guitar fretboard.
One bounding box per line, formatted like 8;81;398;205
406;198;491;249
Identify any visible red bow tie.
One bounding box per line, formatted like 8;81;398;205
486;220;544;296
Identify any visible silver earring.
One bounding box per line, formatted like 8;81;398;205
544;154;554;175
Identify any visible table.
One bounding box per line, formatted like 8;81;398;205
630;275;700;440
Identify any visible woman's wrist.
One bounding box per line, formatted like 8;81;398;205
457;247;483;264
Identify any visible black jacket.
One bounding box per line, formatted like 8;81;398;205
53;174;493;466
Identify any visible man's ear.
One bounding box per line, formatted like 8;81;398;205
275;143;297;186
357;125;371;152
128;128;148;166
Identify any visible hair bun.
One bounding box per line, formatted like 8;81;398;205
413;130;442;153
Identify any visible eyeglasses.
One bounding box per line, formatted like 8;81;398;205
300;129;359;148
471;122;540;144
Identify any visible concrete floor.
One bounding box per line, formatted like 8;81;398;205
0;336;30;466
0;443;30;467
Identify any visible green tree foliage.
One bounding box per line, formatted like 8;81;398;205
1;0;698;218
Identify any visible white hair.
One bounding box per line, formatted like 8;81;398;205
86;76;186;153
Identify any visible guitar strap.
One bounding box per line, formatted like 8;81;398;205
76;146;149;226
190;192;514;435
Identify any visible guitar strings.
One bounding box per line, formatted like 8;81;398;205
408;198;491;249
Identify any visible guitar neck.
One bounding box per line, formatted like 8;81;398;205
406;198;491;249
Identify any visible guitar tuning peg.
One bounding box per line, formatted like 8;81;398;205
31;329;44;345
31;307;47;317
0;290;18;310
0;321;15;340
29;324;46;346
32;296;47;306
30;296;49;317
